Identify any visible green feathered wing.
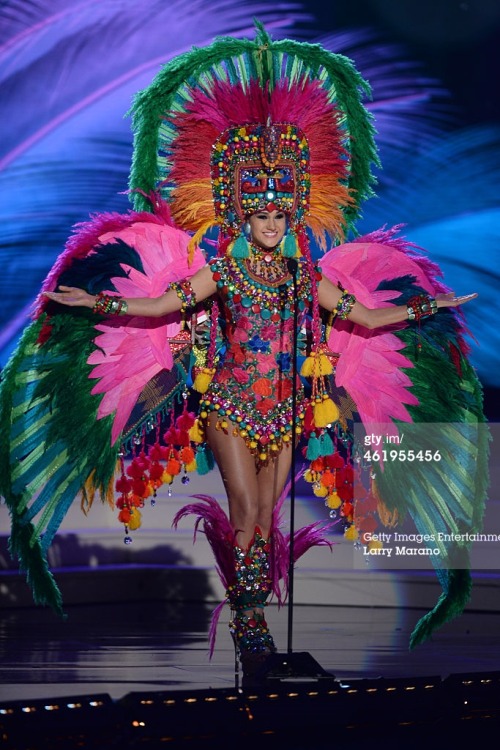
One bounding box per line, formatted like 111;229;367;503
321;230;489;648
374;318;489;648
0;312;118;614
0;210;202;614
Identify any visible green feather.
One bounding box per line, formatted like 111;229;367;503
369;331;489;647
0;313;119;614
409;569;472;649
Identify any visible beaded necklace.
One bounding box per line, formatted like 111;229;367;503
245;244;290;285
210;254;311;321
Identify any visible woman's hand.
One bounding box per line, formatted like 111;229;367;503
435;292;478;309
44;286;96;308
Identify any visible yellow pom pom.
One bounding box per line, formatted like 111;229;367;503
313;484;328;498
344;525;359;541
161;471;173;484
128;507;142;531
303;469;315;483
315;353;333;376
300;354;316;378
185;460;197;472
192;367;215;394
368;539;383;551
300;349;334;378
313;396;340;428
326;491;341;509
188;419;204;444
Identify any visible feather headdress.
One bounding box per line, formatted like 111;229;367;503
129;21;379;258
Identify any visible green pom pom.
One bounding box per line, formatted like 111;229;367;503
306;433;322;460
282;232;298;258
231;234;250;258
196;446;215;475
319;431;334;456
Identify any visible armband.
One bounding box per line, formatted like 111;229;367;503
406;295;437;321
169;280;197;312
93;293;128;315
332;290;356;320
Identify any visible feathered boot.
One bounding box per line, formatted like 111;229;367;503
172;494;332;667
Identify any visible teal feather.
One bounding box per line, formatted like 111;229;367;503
8;522;65;616
409;570;472;649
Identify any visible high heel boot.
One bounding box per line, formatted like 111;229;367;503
227;528;277;666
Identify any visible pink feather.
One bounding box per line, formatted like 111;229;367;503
33;201;177;316
172;495;236;657
77;218;206;444
319;232;445;432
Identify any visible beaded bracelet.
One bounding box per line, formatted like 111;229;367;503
169;280;197;312
406;294;437;322
92;292;129;315
333;289;356;320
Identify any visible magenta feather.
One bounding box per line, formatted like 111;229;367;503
172;494;237;657
172;492;334;655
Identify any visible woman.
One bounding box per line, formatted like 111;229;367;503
1;25;486;674
43;203;477;666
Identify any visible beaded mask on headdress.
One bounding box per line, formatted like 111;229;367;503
210;119;308;258
129;23;378;263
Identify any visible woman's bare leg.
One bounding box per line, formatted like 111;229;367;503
205;417;292;547
205;417;292;661
255;445;293;534
204;418;261;548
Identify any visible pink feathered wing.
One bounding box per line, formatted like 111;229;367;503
319;228;451;434
85;220;206;444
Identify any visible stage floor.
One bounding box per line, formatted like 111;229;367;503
2;596;500;703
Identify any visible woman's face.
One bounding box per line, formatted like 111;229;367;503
248;209;287;250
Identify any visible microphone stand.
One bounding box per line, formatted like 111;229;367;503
286;257;299;655
256;257;335;684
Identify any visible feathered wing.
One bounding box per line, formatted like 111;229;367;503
319;228;489;647
0;207;205;613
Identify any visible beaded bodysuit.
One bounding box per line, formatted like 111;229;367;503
198;253;315;464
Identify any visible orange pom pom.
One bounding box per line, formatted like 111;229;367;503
180;446;195;464
166;459;181;475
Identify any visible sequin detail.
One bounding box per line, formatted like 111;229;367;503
200;255;314;463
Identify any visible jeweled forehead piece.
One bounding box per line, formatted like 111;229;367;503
211;122;310;232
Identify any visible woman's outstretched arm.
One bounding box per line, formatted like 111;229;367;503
43;264;216;317
317;275;477;329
